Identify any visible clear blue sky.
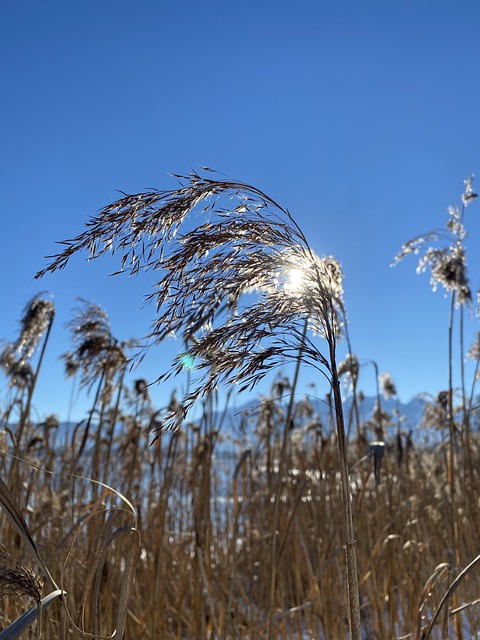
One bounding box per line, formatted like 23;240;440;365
2;0;480;421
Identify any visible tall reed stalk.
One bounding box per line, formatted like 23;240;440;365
0;295;55;492
36;169;361;638
394;175;478;638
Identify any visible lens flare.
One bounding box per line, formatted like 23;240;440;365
179;353;195;370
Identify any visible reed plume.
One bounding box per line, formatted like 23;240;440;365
0;546;43;602
36;169;361;639
394;176;478;640
64;298;127;390
393;176;476;305
37;171;341;430
0;295;55;468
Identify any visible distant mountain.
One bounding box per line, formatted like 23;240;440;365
221;393;429;442
25;394;430;450
334;394;427;431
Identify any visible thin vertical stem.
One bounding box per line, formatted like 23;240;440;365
267;316;308;640
447;292;456;500
341;308;361;440
467;350;480;417
102;364;127;486
372;360;384;441
459;305;473;485
329;335;361;640
448;290;463;640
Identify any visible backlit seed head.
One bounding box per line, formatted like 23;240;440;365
16;296;55;365
379;372;397;399
338;353;359;383
394;176;475;308
462;175;478;206
36;170;344;431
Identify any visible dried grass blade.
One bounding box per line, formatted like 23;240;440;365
80;514;116;631
414;562;449;640
0;589;63;640
114;527;140;639
423;552;480;640
0;476;57;589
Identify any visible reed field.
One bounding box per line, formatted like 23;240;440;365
1;172;480;639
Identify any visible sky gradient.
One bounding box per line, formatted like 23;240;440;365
2;1;480;421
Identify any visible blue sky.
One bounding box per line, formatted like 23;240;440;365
2;1;480;421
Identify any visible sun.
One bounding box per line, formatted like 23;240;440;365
283;266;308;295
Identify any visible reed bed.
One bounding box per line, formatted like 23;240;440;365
1;390;480;639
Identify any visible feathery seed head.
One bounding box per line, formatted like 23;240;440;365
42;414;59;430
379;372;397;399
446;206;466;240
467;331;480;361
16;295;54;365
281;251;343;300
134;378;150;401
62;351;80;377
65;298;127;388
338;353;359;384
0;547;43;602
429;244;471;304
10;362;34;390
0;343;34;389
0;296;54;389
271;375;291;399
37;170;344;431
394;176;475;307
0;343;16;373
436;390;448;412
462;175;477;207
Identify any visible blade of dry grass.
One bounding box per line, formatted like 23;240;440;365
114;527;140;640
0;589;64;640
423;552;480;640
0;475;58;590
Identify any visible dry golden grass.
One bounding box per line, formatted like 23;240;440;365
1;400;480;639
